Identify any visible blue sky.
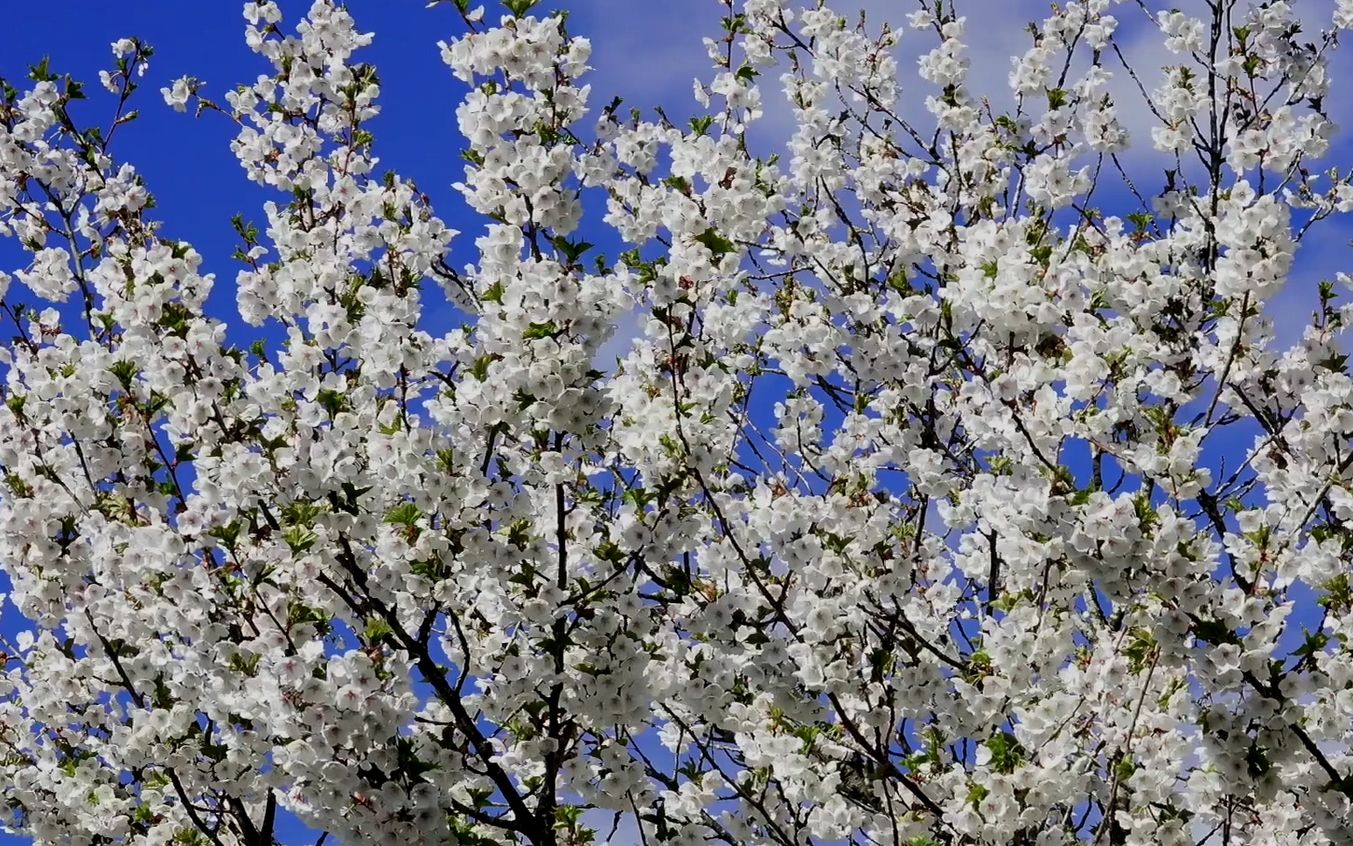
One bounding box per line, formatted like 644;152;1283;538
2;1;1351;844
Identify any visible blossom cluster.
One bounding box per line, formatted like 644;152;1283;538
1;1;1352;844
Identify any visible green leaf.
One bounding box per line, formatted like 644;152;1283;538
595;540;627;564
983;731;1026;774
1190;617;1238;646
470;354;494;381
990;591;1028;613
963;648;992;684
229;652;261;676
1319;573;1353;613
410;559;450;580
1316;353;1348;372
966;783;989;809
29;57;54;82
1293;630;1329;661
523;321;559;341
281;499;324;528
316;388;348;417
1124;627;1156;673
363;616;393;643
694;227;737;259
385;502;422;528
110;360;140;390
282;525;317;554
551;236;594;264
210;521;241;550
623;487;652;509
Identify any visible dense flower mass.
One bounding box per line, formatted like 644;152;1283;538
1;0;1353;843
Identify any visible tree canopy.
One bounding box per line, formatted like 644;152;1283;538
0;1;1352;844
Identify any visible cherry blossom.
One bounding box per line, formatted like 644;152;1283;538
1;0;1352;844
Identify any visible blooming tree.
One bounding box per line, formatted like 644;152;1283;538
1;0;1353;843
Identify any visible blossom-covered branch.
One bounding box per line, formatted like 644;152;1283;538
1;1;1352;844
